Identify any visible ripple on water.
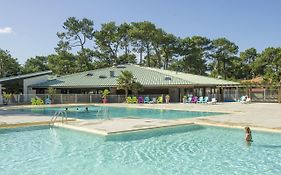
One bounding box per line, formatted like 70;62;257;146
1;125;281;175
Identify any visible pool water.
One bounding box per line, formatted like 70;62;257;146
1;125;281;175
15;106;224;120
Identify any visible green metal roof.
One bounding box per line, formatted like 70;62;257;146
32;64;239;88
0;71;52;83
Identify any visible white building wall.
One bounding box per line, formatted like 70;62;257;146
23;75;49;94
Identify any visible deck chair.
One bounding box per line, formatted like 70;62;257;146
132;96;138;103
197;96;204;103
203;97;209;103
191;96;198;103
187;97;192;103
150;97;157;104
45;98;51;104
211;98;217;104
144;97;150;103
245;97;251;104
157;96;163;103
138;96;144;103
126;97;132;103
239;96;246;103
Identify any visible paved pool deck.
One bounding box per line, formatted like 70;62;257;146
0;102;280;134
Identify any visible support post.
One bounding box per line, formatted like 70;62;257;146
60;94;63;104
235;87;239;101
278;86;281;104
0;84;2;105
263;88;266;102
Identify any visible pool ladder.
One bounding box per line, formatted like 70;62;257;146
96;107;110;120
49;111;68;126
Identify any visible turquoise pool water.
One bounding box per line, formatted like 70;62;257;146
14;106;224;120
1;125;281;175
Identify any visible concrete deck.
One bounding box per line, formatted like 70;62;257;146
55;118;193;135
0;102;281;134
0;109;75;128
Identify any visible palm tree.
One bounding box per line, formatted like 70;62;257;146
131;81;144;95
117;70;134;97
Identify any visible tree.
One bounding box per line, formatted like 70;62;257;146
130;21;158;66
94;22;121;65
56;17;95;72
211;38;239;79
161;33;179;69
23;56;49;73
254;47;281;85
117;70;135;97
0;49;21;78
48;52;76;75
131;81;144;95
57;17;94;51
176;36;212;75
47;87;57;103
233;48;258;79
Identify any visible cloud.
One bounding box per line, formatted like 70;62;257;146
0;27;13;34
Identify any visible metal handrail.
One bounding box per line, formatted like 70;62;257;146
49;111;68;126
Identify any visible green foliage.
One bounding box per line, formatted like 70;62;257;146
0;49;21;78
102;89;110;99
47;87;56;95
131;81;144;95
48;52;76;75
56;17;94;73
256;47;281;85
3;92;12;105
117;70;135;97
31;97;44;105
210;38;239;79
47;87;56;102
23;56;49;73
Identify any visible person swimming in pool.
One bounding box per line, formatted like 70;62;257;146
245;126;253;142
85;107;88;111
65;107;68;111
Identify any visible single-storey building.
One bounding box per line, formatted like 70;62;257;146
0;71;52;104
31;64;239;102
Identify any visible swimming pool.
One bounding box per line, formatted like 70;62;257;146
0;125;280;175
14;106;224;120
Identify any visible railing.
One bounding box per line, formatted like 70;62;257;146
223;89;278;102
50;110;68;126
1;90;279;105
2;94;165;105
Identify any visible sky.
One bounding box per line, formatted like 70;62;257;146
1;0;281;64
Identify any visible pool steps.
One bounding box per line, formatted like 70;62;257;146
49;110;68;126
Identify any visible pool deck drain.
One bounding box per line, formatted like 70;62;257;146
55;118;194;135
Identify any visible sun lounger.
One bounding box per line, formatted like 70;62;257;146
203;97;209;103
150;97;157;104
132;96;138;103
126;97;132;103
191;96;198;103
144;97;150;103
157;96;163;103
138;96;144;103
197;96;204;103
211;98;217;104
187;97;192;103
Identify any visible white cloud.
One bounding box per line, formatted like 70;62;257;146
0;27;13;34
